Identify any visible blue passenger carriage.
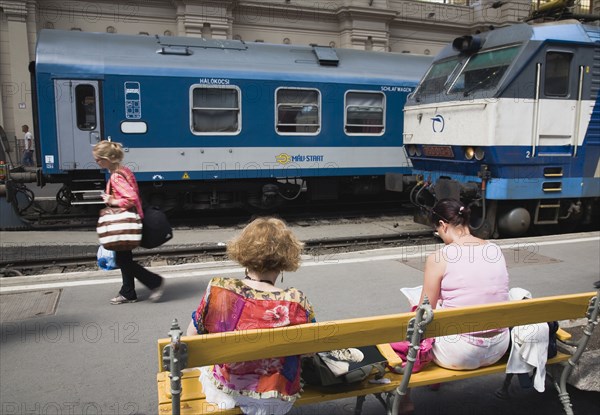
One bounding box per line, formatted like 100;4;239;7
32;30;431;210
403;19;600;237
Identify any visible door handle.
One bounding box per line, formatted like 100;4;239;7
90;132;100;143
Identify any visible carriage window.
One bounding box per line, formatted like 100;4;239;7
345;91;385;135
449;46;520;96
191;86;241;134
276;88;320;134
545;52;572;97
75;84;97;131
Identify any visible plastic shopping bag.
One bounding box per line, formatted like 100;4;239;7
97;246;117;270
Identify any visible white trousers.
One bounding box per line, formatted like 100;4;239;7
199;366;294;415
432;331;510;370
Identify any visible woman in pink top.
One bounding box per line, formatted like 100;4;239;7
398;199;509;414
423;199;509;370
93;141;164;304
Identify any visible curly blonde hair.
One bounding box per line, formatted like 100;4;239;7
227;217;304;273
93;141;124;164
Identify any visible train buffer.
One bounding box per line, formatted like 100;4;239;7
70;189;104;205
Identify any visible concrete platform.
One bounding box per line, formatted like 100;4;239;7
1;232;598;415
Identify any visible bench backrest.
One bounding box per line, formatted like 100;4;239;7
157;292;595;371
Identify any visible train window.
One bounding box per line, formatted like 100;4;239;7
412;58;462;101
449;46;520;96
276;88;320;134
544;52;572;97
344;91;385;135
190;86;241;134
75;84;97;131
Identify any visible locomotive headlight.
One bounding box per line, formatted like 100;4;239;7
465;147;475;160
407;145;417;157
415;146;422;156
474;147;485;160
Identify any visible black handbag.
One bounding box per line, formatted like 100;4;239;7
301;345;387;386
140;206;173;249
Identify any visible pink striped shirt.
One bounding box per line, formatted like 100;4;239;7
106;166;144;219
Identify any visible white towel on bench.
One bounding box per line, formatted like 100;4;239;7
506;323;550;392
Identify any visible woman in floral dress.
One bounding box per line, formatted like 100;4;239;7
187;217;316;415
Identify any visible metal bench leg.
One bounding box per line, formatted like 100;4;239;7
495;373;514;400
161;319;188;415
554;290;599;415
354;395;366;415
390;297;434;415
373;393;388;411
354;393;387;415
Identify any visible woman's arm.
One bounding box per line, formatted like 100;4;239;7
419;251;446;308
108;173;138;209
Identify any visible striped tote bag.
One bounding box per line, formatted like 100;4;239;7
97;207;142;251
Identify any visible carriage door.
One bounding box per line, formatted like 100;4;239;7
536;51;576;156
54;80;101;170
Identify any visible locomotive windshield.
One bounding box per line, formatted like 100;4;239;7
412;58;463;101
412;44;520;101
449;46;520;96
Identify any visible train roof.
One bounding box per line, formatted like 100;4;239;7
434;20;599;61
35;29;432;85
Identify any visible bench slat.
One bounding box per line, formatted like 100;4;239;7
157;352;571;414
158;314;415;370
157;292;594;370
423;292;594;339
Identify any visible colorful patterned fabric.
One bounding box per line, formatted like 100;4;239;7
106;166;144;219
192;277;316;402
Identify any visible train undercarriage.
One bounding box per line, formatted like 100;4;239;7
0;167;406;229
411;177;600;239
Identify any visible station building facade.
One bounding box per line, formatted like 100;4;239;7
0;0;596;165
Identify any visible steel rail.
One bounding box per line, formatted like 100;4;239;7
0;231;435;277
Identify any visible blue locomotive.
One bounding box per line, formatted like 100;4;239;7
403;19;600;237
32;30;432;210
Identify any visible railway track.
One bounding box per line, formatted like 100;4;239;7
0;229;435;277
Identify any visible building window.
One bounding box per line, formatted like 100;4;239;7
275;88;320;134
190;86;241;134
345;91;385;135
75;84;97;131
544;52;572;97
532;0;591;14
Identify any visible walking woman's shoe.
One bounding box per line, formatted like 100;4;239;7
149;281;165;302
110;294;138;305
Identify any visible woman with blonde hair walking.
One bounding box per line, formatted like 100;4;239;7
93;140;164;304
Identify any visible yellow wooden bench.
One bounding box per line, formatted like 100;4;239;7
157;291;599;415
